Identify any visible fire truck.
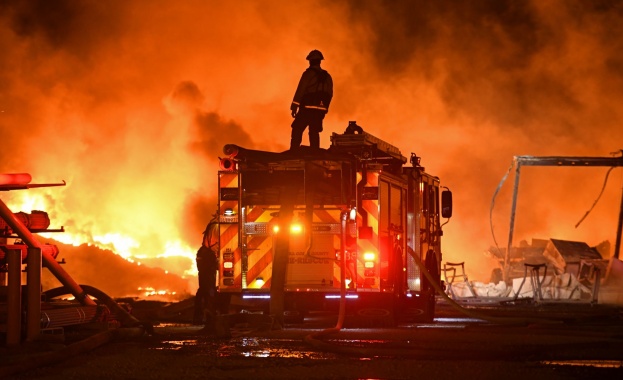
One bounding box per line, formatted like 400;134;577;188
213;122;452;323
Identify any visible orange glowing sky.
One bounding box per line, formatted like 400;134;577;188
1;0;622;283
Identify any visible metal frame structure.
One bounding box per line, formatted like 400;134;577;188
505;154;623;282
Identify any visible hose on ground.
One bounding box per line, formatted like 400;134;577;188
1;285;155;377
303;211;349;346
43;284;155;334
303;241;562;356
408;247;562;325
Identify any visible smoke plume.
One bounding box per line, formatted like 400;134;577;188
1;0;622;289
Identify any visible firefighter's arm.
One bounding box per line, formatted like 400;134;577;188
291;71;312;116
325;73;334;112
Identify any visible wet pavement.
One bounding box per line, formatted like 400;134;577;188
3;303;623;379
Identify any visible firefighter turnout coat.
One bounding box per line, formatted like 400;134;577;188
292;65;333;112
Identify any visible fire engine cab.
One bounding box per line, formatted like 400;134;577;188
214;122;452;323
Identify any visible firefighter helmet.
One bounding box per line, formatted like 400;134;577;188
306;49;324;61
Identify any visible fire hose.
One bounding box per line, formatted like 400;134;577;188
302;210;349;348
43;284;154;333
0;285;149;378
407;247;562;325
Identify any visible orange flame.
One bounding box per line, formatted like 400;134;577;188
2;1;623;287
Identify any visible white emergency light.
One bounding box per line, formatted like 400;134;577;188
348;207;357;221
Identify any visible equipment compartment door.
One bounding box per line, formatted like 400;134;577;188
286;233;336;289
378;178;407;292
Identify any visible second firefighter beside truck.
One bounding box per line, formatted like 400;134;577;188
193;218;219;326
290;49;333;150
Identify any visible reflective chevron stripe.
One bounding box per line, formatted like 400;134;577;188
243;205;275;289
242;205;344;291
218;171;241;290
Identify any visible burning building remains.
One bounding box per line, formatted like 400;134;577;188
446;153;623;304
445;237;623;304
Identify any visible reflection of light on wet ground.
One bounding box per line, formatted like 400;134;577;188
218;338;338;359
153;339;199;350
150;336;338;358
240;337;260;346
398;316;483;329
335;339;389;345
156;323;195;327
542;360;623;368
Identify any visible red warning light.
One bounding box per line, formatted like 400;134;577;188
0;173;32;186
219;158;236;171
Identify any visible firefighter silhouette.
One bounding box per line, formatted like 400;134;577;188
290;49;333;150
193;218;218;325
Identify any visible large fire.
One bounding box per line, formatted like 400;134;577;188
1;1;623;297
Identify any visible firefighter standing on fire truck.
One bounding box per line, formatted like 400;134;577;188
193;218;218;326
290;49;333;150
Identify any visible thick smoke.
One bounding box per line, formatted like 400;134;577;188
1;0;622;288
164;80;254;246
338;0;623;278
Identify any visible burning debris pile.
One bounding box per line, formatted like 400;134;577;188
38;238;193;302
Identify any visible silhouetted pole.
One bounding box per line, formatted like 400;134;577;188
615;183;623;259
504;160;521;284
26;247;41;342
6;249;21;346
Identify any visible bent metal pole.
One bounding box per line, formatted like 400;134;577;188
0;198;95;306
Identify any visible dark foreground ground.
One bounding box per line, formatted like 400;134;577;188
2;301;623;379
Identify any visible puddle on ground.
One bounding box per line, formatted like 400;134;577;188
541;360;623;369
151;339;200;350
152;337;338;359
